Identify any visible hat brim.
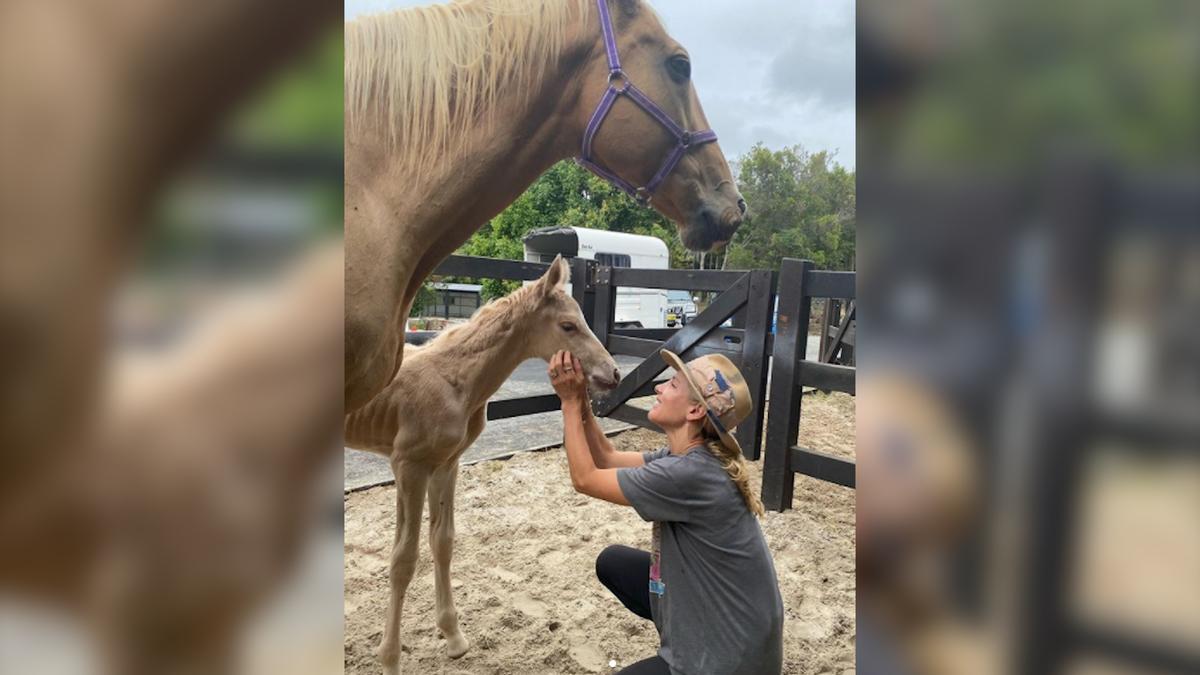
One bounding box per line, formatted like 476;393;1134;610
660;349;744;456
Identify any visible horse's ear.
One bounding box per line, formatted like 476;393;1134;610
540;254;568;293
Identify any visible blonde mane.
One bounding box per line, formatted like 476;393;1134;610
346;0;589;165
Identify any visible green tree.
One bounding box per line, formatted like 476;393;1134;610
725;145;855;271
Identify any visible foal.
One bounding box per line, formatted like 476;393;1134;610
344;256;620;673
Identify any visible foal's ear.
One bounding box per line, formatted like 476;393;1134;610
539;254;568;293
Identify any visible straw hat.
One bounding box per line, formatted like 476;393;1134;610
660;350;752;456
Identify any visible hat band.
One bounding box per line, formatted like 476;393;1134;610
705;408;729;435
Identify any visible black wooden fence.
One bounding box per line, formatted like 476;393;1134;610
1013;167;1200;675
761;259;857;510
857;163;1200;675
411;254;856;507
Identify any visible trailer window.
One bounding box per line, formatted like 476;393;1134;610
595;253;632;268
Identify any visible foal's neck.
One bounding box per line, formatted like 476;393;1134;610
430;299;541;411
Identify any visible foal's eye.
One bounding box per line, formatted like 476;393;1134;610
667;55;691;82
560;322;577;333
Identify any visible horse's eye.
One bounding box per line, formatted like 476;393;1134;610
667;55;690;82
560;322;577;332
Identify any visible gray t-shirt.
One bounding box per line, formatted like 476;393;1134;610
617;446;784;675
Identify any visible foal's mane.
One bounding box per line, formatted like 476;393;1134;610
345;0;589;165
425;280;545;351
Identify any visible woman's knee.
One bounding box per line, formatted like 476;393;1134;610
597;544;645;582
595;544;625;583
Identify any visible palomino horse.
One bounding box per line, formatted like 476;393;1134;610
345;0;746;412
344;256;620;673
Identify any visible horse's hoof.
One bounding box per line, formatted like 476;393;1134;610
446;633;470;659
378;646;402;675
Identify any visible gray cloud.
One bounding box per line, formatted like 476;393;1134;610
766;4;856;110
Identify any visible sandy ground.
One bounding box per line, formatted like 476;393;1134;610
344;393;856;675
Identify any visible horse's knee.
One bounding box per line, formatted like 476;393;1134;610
429;523;455;554
389;550;419;582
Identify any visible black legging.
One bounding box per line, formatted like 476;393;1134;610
595;545;671;675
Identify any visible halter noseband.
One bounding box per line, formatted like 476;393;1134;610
575;0;718;206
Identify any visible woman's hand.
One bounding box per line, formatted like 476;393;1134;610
549;350;588;407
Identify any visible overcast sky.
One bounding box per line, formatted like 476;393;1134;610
345;1;855;169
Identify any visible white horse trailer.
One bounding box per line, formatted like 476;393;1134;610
523;226;671;329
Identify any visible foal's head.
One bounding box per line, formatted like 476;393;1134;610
526;256;621;391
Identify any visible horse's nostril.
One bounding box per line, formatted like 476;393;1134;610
737;198;747;215
612;367;620;382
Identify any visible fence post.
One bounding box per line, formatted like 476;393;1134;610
593;264;616;349
736;269;776;461
819;299;835;362
761;259;814;511
1017;161;1109;675
570;257;597;329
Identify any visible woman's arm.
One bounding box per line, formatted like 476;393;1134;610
580;401;645;469
551;351;630;505
563;399;630;505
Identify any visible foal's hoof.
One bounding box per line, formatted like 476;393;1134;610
377;646;402;675
446;633;470;659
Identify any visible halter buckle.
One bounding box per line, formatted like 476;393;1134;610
680;131;692;148
608;69;630;93
634;187;652;206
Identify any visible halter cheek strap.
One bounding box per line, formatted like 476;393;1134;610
575;0;718;205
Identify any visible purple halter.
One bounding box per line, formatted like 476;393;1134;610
575;0;718;206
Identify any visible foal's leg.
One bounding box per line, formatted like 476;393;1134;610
378;459;430;675
428;459;469;658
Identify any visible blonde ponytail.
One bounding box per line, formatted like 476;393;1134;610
701;422;765;518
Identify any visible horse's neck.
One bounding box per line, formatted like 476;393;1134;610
346;50;589;299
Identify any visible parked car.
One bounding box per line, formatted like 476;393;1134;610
665;289;698;327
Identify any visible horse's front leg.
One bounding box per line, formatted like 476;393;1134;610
378;458;430;675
